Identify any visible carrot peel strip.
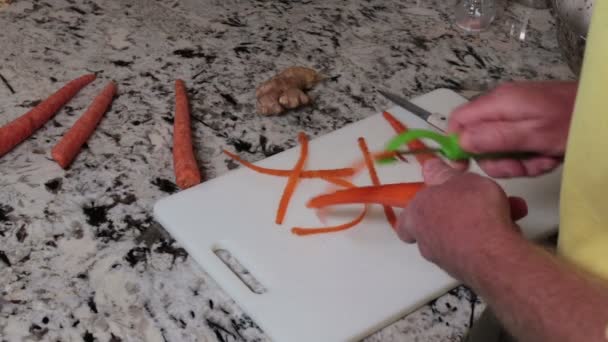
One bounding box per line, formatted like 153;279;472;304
275;132;309;225
320;176;354;188
51;81;116;169
358;137;398;228
223;149;354;178
293;178;367;236
307;183;425;208
291;205;368;236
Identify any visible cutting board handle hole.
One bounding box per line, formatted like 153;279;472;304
213;248;267;294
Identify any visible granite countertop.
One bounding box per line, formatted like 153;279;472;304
0;0;572;341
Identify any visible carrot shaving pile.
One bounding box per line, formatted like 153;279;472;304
358;137;398;229
222;112;425;236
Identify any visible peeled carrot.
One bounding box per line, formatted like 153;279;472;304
358;137;398;228
173;79;202;189
51;81;116;169
276;132;309;224
382;111;436;165
0;74;96;157
292;206;367;236
292;179;368;236
223;149;354;179
307;182;425;208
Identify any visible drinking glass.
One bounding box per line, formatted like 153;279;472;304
454;0;497;32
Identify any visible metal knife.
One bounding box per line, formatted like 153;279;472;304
378;89;449;132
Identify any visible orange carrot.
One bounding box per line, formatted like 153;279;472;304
173;79;202;189
276;132;309;224
0;74;96;157
382;111;407;132
292;206;367;236
307;182;425;208
51;81;116;169
382;111;436;165
223;149;354;178
292;179;368;236
320;176;355;188
358;137;398;228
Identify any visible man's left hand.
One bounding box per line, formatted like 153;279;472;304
397;159;528;283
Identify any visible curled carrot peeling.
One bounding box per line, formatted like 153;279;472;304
320;176;354;188
382;111;436;165
276;132;309;225
292;206;367;236
307;182;425;208
292;179;368;236
223;149;354;179
358;137;398;229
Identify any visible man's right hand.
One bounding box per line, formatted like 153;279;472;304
448;81;578;178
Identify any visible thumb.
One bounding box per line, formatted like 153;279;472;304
422;158;462;185
508;196;528;221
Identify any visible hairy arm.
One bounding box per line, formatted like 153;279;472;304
466;232;608;342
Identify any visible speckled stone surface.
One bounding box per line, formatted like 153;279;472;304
0;0;572;341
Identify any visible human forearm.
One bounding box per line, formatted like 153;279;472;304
465;232;608;342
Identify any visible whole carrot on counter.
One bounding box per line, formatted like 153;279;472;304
173;79;201;189
0;73;96;158
51;81;117;169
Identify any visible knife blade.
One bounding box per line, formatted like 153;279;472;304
378;89;449;132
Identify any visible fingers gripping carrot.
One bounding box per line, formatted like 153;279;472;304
276;132;308;225
358;137;398;228
0;74;96;157
51;81;117;169
173;79;202;189
382;111;436;165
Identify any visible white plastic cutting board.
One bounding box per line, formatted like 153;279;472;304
154;89;561;342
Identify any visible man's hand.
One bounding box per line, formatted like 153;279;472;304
397;159;527;283
449;81;577;178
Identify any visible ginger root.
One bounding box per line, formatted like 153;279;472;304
256;67;322;115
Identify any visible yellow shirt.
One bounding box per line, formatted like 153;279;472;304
558;0;608;280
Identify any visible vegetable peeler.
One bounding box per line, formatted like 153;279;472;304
383;129;538;162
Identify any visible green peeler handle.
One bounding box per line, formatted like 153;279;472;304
386;129;539;161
